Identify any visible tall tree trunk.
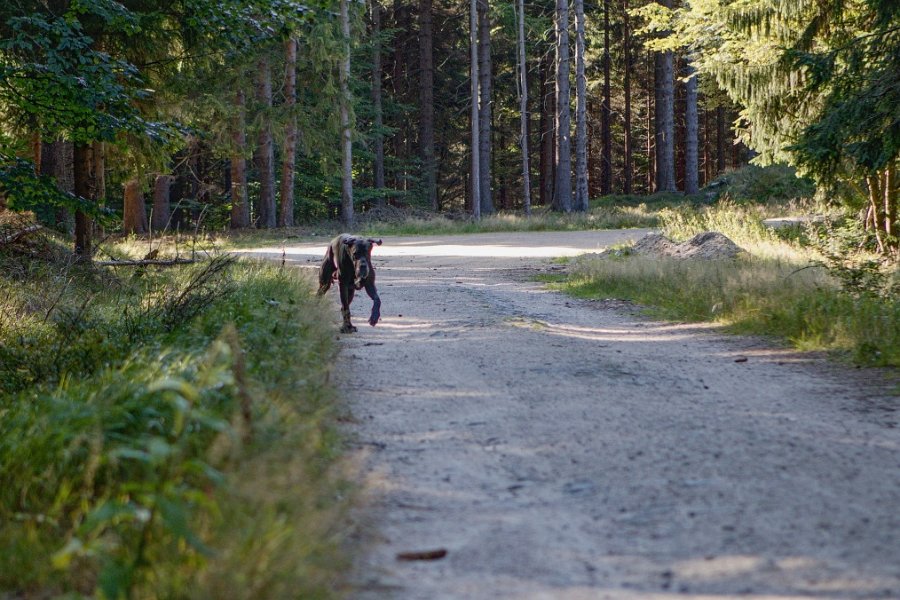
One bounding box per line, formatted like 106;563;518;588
573;0;588;211
516;0;531;216
654;0;675;193
554;0;572;212
684;60;699;194
340;0;355;226
622;0;633;195
419;0;437;211
647;49;655;191
256;55;276;228
884;163;896;251
371;0;386;199
152;175;171;232
478;0;493;215
469;0;481;219
31;131;42;175
539;52;555;206
716;105;726;174
867;174;886;253
600;0;612;196
73;143;93;261
280;38;297;227
123;179;148;234
231;89;250;228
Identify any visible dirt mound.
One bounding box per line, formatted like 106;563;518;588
632;231;745;259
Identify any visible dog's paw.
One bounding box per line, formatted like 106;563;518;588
368;317;378;327
340;324;358;334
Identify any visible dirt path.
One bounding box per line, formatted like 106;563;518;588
247;231;900;599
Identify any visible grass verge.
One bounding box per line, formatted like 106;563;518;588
546;203;900;368
0;232;349;598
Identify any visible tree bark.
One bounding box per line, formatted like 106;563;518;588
419;0;437;211
371;0;386;199
600;0;612;196
231;89;250;228
151;175;171;232
539;52;555;206
516;0;531;216
622;0;633;195
469;0;481;219
73;143;93;261
573;0;588;211
280;37;297;227
123;179;148;234
256;55;276;228
340;0;355;226
716;105;726;174
477;0;493;215
684;60;699;195
554;0;572;212
654;0;675;193
885;162;897;245
867;174;885;254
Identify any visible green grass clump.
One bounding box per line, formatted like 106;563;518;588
0;235;348;598
552;251;899;367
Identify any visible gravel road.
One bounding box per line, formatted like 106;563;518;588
246;230;900;599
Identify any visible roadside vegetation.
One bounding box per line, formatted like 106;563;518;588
547;199;899;367
0;227;350;599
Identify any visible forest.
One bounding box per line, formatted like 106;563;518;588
0;0;895;252
0;0;898;597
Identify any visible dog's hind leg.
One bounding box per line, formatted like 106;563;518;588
317;247;336;296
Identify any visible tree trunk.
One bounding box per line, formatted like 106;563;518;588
123;179;148;234
539;52;555;206
231;89;250;228
622;0;633;195
600;0;612;196
469;0;481;219
885;162;897;247
573;0;588;211
516;0;531;216
716;105;726;174
73;143;93;261
340;0;355;226
280;38;297;227
419;0;437;211
151;175;171;232
684;60;699;194
654;0;675;193
371;0;386;199
554;0;572;212
256;55;276;228
867;174;885;254
647;49;654;191
478;0;493;215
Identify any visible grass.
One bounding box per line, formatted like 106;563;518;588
547;203;900;368
0;229;350;598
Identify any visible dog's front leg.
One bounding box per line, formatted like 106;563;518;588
339;284;357;333
364;280;380;326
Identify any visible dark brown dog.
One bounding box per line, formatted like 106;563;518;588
317;234;382;333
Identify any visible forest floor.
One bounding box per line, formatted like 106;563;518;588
242;230;900;599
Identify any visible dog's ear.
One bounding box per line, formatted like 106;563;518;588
342;237;355;246
367;238;383;246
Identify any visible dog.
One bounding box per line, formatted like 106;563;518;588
317;234;382;333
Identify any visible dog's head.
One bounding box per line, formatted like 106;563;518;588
343;236;382;289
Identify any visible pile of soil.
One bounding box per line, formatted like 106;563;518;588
631;231;745;259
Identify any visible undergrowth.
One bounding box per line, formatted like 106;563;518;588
0;232;348;598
